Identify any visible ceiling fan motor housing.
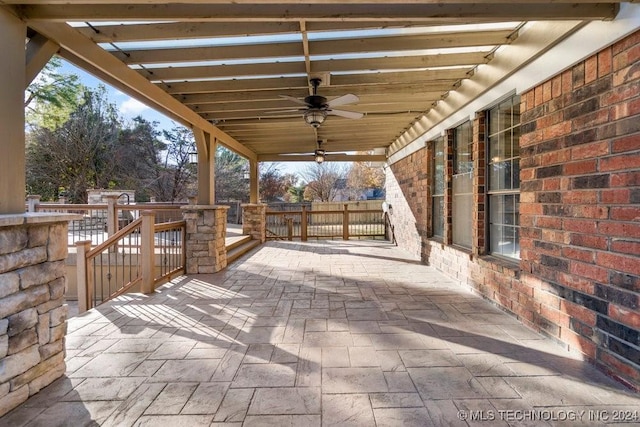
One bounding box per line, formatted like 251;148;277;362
305;95;328;108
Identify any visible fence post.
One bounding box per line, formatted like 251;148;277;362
343;204;349;240
286;217;293;241
141;210;156;294
26;195;41;212
105;195;119;237
76;240;93;313
301;206;308;242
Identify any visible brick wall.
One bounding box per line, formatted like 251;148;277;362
519;30;640;389
387;30;639;390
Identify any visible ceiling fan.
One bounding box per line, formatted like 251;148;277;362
280;139;351;164
279;78;364;128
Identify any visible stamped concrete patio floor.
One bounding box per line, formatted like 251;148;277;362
2;240;638;426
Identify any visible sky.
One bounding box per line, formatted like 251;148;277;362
58;59;319;176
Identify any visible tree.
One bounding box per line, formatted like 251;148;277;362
25;57;84;130
215;146;249;202
113;116;167;202
26;87;121;203
150;125;197;202
259;164;297;202
301;162;347;202
346;162;385;199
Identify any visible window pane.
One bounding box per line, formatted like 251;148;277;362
453;122;473;249
433;196;444;237
487;95;520;260
432;137;445;238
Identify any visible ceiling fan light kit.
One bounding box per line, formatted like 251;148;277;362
304;109;327;128
314;149;326;164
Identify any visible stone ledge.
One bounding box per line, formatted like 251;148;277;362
0;213;82;228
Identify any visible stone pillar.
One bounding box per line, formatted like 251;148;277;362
242;204;267;243
0;212;81;416
181;205;229;274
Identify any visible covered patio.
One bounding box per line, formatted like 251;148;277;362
3;240;638;426
0;0;639;421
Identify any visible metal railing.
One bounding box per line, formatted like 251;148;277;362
76;211;186;313
266;205;386;241
28;198;185;248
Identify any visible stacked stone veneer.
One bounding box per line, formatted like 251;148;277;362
387;31;640;390
0;214;77;416
182;205;229;274
242;204;267;243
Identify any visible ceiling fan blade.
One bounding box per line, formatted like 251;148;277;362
328;109;364;119
326;93;359;108
279;95;310;106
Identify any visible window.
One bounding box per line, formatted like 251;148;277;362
487;96;521;259
432;137;445;238
452;121;473;249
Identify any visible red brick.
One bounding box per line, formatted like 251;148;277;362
571;141;610;161
610;171;640;187
613;63;640;87
597;251;640;275
600;153;640;172
541;229;568;244
599;221;640;237
542;121;571;139
535;216;562;229
542;177;561;191
597;48;612;77
541;148;570;165
611;134;640;153
585;56;598;83
610;206;640;221
561;70;573;94
519;203;543;215
562;246;595;263
599;351;640;391
562;218;598;233
609;303;640;329
561;189;598;204
601;82;640;106
563;160;598;176
542;80;552;102
600;189;630;204
610;239;640;256
570;205;609;219
570;261;608;282
534;85;544;106
551;75;562;98
570;233;608;250
557;272;595;294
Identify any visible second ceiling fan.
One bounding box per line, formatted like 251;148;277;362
280;78;364;128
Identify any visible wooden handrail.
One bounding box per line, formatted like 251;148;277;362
86;217;142;259
155;220;187;232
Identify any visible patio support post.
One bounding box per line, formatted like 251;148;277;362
242;204;267;243
193;128;216;205
0;8;26;214
140;210;155;294
249;159;259;204
182;205;229;273
105;195;118;237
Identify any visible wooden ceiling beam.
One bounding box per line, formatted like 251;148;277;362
257;154;387;163
19;3;619;22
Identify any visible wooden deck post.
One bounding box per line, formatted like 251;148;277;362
286;217;294;241
141;210;155;294
76;240;93;313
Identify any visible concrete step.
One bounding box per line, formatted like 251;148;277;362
227;238;261;264
226;235;253;251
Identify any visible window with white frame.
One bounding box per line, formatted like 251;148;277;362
487;95;521;259
452;121;473;249
432;137;445;238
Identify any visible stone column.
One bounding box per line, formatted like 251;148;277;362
0;212;80;416
181;205;229;274
242;204;267;243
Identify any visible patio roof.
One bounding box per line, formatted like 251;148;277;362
7;1;626;162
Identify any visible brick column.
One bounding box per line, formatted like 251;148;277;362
472;111;487;256
0;212;80;416
181;205;229;274
242;204;266;243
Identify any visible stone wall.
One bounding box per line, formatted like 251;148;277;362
0;214;76;416
182;205;229;274
386;31;640;390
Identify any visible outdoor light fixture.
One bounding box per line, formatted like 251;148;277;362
243;167;250;180
188;151;198;165
304;109;327;128
314;149;326;164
